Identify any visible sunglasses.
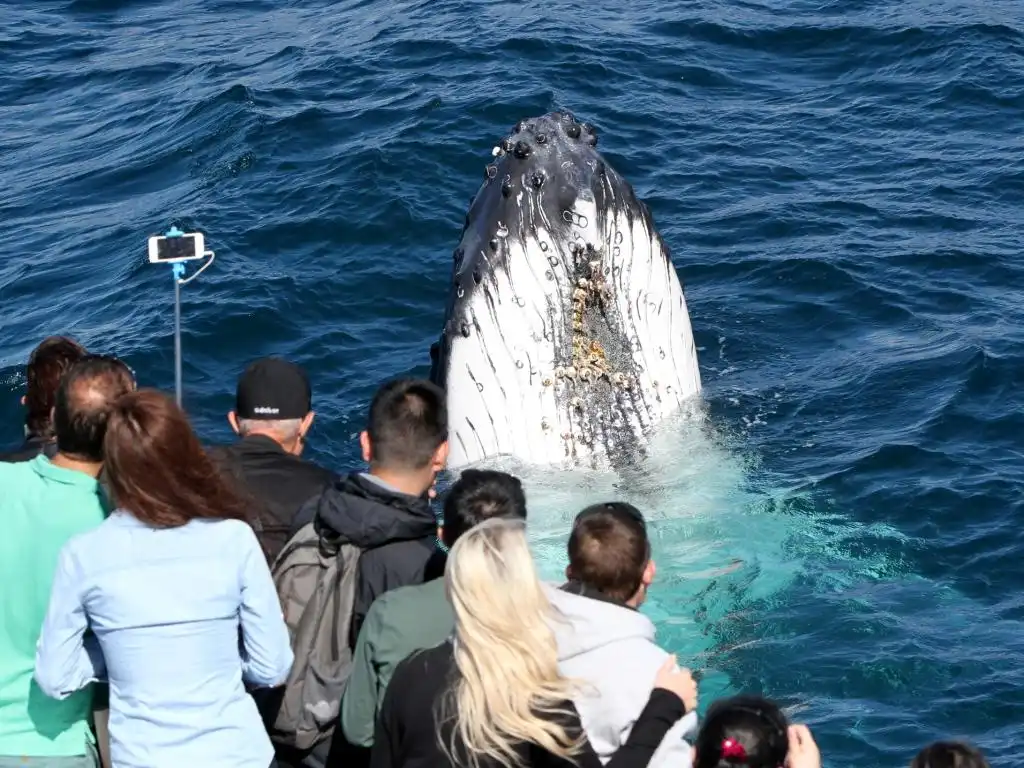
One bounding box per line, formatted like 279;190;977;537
574;501;647;529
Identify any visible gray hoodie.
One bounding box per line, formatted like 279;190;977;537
546;583;698;768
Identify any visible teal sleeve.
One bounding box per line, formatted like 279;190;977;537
341;602;383;747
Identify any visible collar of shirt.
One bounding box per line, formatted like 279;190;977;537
31;454;100;490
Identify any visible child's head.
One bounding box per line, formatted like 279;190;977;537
693;695;789;768
910;741;990;768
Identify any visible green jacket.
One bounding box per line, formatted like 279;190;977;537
0;456;108;757
341;577;454;747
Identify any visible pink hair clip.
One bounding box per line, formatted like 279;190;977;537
721;738;747;761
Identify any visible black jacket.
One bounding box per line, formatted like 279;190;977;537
0;433;57;463
368;640;686;768
292;472;439;649
207;435;337;564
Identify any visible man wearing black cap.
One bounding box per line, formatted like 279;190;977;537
208;357;337;563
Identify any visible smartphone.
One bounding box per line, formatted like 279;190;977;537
147;232;206;264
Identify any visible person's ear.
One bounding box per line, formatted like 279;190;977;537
20;395;26;406
642;559;656;588
227;411;241;435
360;431;373;463
431;441;449;473
565;565;574;582
299;411;316;439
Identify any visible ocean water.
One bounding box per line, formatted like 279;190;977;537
2;0;1023;765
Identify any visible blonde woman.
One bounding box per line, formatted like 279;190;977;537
370;517;697;768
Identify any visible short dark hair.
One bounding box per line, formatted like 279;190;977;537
693;695;789;768
104;389;253;528
911;741;990;768
366;378;447;470
24;336;88;438
441;470;528;548
567;502;651;603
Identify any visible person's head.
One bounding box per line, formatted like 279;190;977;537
566;502;655;607
53;354;136;463
106;388;251;528
692;695;790;768
910;741;990;768
359;378;448;494
440;469;528;550
22;336;88;439
441;517;582;768
227;357;315;456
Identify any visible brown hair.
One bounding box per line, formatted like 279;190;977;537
911;741;990;768
55;354;136;462
25;336;88;438
567;502;651;603
104;388;252;528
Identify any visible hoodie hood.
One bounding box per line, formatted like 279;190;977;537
314;472;437;549
547;582;656;661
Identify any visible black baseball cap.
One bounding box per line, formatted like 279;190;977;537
235;358;312;420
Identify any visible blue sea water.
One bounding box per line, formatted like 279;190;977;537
2;0;1023;765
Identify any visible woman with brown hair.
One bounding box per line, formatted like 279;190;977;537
34;388;294;768
1;335;88;462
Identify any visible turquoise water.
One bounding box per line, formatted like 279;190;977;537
2;1;1023;766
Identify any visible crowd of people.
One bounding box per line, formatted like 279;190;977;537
0;335;992;768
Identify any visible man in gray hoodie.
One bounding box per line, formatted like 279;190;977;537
547;502;699;768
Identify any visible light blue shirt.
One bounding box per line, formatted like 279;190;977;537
34;511;294;768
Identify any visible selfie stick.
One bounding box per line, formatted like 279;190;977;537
163;227;215;406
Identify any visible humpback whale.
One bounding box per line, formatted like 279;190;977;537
429;111;702;470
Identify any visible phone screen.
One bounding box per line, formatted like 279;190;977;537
154;235;199;261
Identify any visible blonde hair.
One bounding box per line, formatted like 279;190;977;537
439;517;584;768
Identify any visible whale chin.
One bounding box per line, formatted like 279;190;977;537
429;111;702;471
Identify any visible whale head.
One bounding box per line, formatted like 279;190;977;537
429;111;702;470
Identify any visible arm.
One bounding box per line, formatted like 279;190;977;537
34;546;106;699
614;672;698;768
538;691;687;768
238;527;294;687
341;603;383;747
368;662;401;768
599;690;687;768
645;710;698;767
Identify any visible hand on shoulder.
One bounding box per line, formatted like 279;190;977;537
653;654;698;713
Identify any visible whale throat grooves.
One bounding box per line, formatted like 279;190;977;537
430;111;702;470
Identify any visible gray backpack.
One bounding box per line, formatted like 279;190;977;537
269;515;363;752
